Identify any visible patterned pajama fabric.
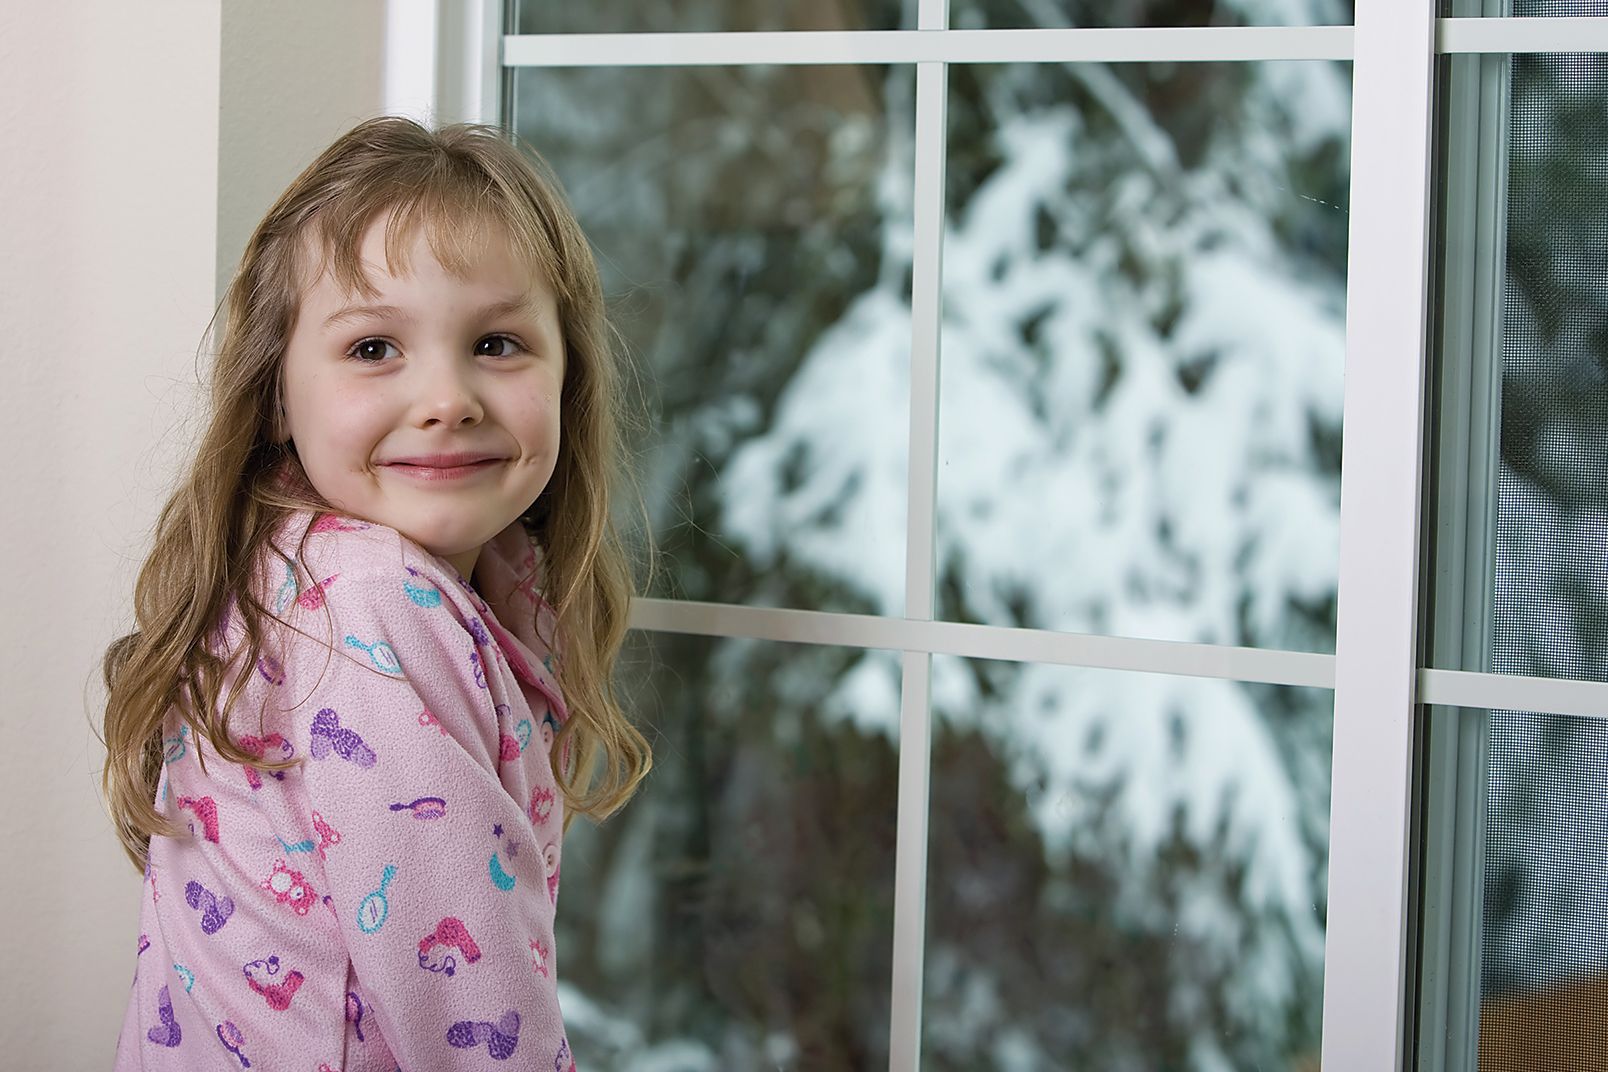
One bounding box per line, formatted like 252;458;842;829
113;509;579;1071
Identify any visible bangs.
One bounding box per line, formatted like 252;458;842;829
295;177;564;311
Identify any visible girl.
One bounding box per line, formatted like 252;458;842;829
99;116;652;1070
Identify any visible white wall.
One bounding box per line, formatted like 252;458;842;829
0;3;382;1065
217;2;388;301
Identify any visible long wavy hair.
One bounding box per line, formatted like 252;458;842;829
97;116;653;875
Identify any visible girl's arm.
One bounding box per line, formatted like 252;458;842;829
282;559;573;1070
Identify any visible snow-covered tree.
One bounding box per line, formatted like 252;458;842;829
516;0;1356;1067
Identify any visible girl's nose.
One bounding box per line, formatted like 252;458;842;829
413;357;485;428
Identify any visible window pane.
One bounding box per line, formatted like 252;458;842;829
1427;47;1608;684
951;0;1354;28
1420;38;1608;1072
509;65;914;614
935;60;1352;651
1445;706;1608;1067
923;657;1332;1067
1491;49;1608;684
513;0;910;33
556;634;901;1069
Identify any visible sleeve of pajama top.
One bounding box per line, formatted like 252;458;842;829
271;512;576;1070
111;508;580;1072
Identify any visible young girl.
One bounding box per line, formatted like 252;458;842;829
99;115;652;1071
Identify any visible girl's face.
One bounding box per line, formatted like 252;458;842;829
280;211;564;581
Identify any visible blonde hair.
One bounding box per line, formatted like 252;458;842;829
96;116;652;875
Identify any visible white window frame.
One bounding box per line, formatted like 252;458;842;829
403;4;1608;1068
384;0;504;127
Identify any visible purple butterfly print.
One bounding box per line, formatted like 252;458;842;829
446;1010;520;1061
184;880;234;935
465;617;490;646
309;708;377;768
146;984;181;1047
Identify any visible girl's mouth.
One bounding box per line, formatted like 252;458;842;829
383;460;503;481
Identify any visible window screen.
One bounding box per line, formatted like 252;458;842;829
1481;2;1608;1066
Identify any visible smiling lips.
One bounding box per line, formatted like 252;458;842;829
382;453;506;481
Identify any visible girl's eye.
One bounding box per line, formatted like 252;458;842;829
346;338;398;363
344;335;526;363
475;334;525;358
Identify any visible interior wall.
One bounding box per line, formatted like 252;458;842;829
0;3;383;1066
216;1;388;300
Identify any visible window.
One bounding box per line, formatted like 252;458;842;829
1419;1;1608;1068
407;1;1608;1067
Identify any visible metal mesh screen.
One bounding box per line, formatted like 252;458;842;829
1481;2;1608;1065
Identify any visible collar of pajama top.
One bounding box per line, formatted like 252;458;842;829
281;508;568;721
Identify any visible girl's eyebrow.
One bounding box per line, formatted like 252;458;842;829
322;296;537;330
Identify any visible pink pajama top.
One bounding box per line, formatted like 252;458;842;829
113;509;578;1071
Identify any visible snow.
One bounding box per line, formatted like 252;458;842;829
722;286;911;615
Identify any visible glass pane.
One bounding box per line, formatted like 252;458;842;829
556;634;901;1069
1421;39;1608;1072
1492;49;1608;683
1427;47;1608;683
952;0;1354;28
514;0;910;33
923;657;1332;1068
510;64;913;614
1467;706;1608;1066
935;59;1352;652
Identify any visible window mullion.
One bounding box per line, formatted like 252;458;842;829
889;0;948;1065
1323;0;1439;1068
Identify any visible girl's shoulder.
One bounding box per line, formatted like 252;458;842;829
234;508;555;662
250;509;482;640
